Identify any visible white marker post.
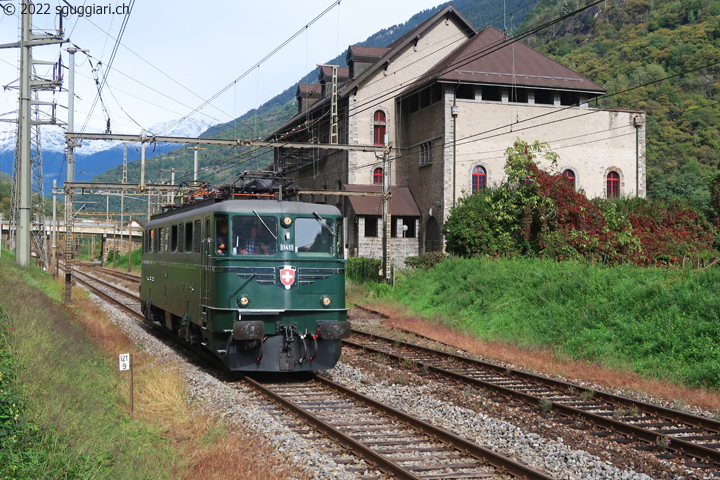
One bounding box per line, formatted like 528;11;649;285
119;353;133;412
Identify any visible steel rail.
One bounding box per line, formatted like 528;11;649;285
61;265;147;323
352;304;720;433
346;328;720;468
72;266;142;301
80;262;142;282
244;375;555;480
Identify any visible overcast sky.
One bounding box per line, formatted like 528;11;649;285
0;0;445;136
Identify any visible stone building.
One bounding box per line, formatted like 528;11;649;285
267;5;646;262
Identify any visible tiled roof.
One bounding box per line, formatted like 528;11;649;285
413;26;605;93
296;84;321;97
344;184;421;216
347;45;389;63
340;5;475;99
319;66;350;83
266;6;475;139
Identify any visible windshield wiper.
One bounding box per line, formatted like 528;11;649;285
253;210;277;240
313;212;335;236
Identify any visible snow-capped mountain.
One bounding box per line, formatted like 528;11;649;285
0;117;215;191
0;117;214;156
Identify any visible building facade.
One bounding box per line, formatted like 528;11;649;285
268;6;646;263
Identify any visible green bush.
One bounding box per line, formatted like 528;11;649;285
444;138;718;265
106;247;142;271
346;257;382;283
405;251;449;270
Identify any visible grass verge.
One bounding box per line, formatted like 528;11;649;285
0;254;300;479
360;257;720;391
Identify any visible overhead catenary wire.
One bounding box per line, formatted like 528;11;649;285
157;0;344;136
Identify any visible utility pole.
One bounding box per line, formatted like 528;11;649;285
381;135;392;282
16;10;32;268
127;215;132;272
140;130;147;190
52;180;57;276
451;87;459;208
113;225;118;268
118;142;127;267
159;169;187;205
65;48;78;304
188;147;206;183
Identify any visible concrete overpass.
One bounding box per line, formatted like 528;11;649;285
0;219;144;239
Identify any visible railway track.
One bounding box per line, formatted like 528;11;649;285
347;306;720;473
65;263;146;323
76;262;142;283
242;375;553;480
65;265;553;479
62;266;720;473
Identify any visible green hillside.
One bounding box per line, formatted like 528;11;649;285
521;0;720;209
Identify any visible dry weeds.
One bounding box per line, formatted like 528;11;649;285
69;286;302;480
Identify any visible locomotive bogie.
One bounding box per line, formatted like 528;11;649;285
139;198;348;372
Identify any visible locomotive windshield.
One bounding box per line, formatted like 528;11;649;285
295;217;335;256
231;216;278;255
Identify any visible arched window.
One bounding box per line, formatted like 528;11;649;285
563;169;576;189
607;171;620;198
373;110;386;146
373;167;383;185
472;166;486;193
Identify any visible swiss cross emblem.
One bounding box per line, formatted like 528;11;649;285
278;265;297;290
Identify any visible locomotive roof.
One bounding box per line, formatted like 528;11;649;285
146;199;341;227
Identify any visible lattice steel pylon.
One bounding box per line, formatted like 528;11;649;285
30;91;48;268
8;90;50;267
4;8;63;267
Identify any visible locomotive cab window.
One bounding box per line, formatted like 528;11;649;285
177;224;185;253
160;227;168;252
231;216;277;256
184;222;193;252
144;230;152;253
193;220;202;253
171;225;179;252
336;218;344;258
215;216;229;255
295;217;335;256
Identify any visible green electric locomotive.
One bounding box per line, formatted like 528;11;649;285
139;179;349;372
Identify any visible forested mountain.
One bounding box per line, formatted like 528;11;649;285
520;0;720;208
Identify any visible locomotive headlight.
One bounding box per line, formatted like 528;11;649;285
281;216;293;227
321;296;332;307
237;295;250;307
